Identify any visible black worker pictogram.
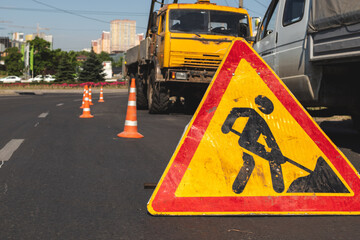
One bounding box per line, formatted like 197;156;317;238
222;95;349;194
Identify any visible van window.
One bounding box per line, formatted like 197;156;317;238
283;0;305;26
258;0;279;41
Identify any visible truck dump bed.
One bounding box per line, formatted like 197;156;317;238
125;38;151;66
125;45;140;66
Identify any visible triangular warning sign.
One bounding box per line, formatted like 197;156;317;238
147;39;360;215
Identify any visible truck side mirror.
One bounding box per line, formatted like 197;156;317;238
253;17;261;29
151;25;158;33
151;12;158;33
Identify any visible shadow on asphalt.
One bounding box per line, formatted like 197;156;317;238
318;119;360;155
17;92;36;95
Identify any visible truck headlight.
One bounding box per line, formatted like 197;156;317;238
175;72;187;80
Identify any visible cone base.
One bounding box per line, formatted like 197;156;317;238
117;131;144;138
79;114;94;118
98;99;105;102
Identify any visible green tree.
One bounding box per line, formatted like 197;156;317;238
52;48;63;72
29;37;54;75
68;51;78;68
4;47;23;76
97;51;112;63
56;54;76;82
112;57;123;68
78;51;105;82
76;50;91;58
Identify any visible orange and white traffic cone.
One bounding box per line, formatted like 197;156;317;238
89;85;94;105
79;85;94;118
117;78;143;138
80;86;86;109
98;85;105;102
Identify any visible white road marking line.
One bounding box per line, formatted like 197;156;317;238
38;112;49;118
0;96;33;100
0;139;24;162
56;103;64;106
34;122;39;127
73;99;82;102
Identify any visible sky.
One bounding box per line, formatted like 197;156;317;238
0;0;271;51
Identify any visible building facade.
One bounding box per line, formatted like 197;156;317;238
135;33;144;46
25;33;54;49
110;19;136;53
25;34;33;42
91;39;101;54
12;32;24;42
91;31;110;54
101;31;110;53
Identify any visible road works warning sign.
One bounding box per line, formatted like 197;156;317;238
147;39;360;215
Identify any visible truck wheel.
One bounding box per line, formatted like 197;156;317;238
148;71;169;114
135;74;148;110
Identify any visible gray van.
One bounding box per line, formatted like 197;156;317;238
253;0;360;129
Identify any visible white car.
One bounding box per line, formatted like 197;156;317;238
25;75;56;83
0;76;21;83
24;75;43;83
44;75;55;82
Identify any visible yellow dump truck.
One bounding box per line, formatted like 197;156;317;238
125;0;254;113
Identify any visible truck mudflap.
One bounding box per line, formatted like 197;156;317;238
152;57;165;82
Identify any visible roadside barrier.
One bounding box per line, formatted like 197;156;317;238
98;86;105;102
79;85;94;118
117;78;143;138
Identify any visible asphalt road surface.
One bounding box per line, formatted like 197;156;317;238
0;92;359;240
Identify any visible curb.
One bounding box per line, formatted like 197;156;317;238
0;88;128;96
0;90;19;96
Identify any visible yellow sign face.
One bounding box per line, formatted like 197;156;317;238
175;59;352;197
148;39;360;215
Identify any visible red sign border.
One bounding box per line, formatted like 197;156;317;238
150;40;360;214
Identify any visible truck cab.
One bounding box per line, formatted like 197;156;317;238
155;2;252;80
126;0;253;113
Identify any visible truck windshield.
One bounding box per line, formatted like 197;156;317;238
169;9;249;37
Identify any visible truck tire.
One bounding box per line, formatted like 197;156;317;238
135;74;148;110
148;70;169;114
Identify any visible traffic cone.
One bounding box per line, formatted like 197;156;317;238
117;78;144;138
89;85;94;105
98;85;105;102
79;85;94;118
80;86;86;109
